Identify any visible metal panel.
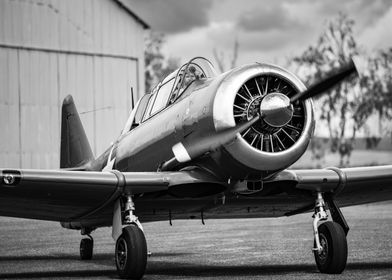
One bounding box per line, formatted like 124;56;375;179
0;0;145;57
31;0;41;48
92;0;102;54
18;50;33;168
19;51;51;168
95;56;115;153
117;3;126;55
57;0;67;51
7;0;18;44
73;55;95;154
48;52;60;165
21;0;33;46
0;0;145;168
92;57;138;155
0;49;20;168
47;0;59;50
16;50;57;168
0;1;5;42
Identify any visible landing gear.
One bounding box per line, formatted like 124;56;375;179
314;221;347;274
312;192;348;274
80;234;93;260
115;224;147;279
115;194;147;279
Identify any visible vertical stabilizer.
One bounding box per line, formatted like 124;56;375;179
60;95;94;168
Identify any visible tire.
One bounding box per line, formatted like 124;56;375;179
314;221;347;274
80;238;93;260
115;225;147;279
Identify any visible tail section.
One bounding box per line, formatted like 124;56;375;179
60;95;94;168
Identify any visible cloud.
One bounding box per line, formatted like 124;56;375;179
305;0;392;29
236;2;304;32
358;5;392;50
228;3;311;54
124;0;212;33
239;30;306;51
162;26;216;62
316;0;390;17
161;21;310;69
150;0;392;69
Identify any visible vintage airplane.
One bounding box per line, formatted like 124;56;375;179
1;56;392;279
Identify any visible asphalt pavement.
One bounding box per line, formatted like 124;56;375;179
0;203;391;279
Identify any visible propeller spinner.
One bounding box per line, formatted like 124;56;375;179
259;92;293;128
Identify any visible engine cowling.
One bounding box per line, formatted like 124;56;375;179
213;63;315;178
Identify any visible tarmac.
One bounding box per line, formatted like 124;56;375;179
0;202;391;279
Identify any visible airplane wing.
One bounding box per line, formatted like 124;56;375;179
1;165;391;228
0;168;224;225
266;165;392;211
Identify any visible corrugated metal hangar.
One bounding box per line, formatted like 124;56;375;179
0;0;148;169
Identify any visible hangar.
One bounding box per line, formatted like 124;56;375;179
0;0;148;168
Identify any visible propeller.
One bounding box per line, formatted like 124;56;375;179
258;59;358;129
160;59;358;171
290;59;358;103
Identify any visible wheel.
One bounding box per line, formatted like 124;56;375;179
314;221;347;274
80;238;93;260
115;225;147;279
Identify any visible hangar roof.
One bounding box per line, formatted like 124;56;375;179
113;0;150;29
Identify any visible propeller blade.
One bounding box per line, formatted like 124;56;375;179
290;59;358;103
161;116;260;170
176;115;260;162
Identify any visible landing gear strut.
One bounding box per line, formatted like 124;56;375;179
80;229;94;260
312;192;347;274
115;194;147;279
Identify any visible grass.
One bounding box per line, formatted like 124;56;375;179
292;149;392;169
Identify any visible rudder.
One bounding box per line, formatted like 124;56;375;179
60;95;94;168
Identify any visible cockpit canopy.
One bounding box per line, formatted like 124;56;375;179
144;57;217;119
122;57;217;134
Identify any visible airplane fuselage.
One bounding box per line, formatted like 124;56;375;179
90;62;314;184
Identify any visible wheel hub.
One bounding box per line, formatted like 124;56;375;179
317;233;328;264
116;238;128;270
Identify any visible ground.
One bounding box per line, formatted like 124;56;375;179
293;149;392;169
0;202;391;279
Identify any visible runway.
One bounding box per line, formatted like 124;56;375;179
0;203;391;279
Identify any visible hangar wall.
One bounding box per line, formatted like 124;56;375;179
0;0;147;168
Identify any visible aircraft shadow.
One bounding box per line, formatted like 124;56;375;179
146;261;392;277
0;270;117;279
148;252;194;257
0;256;390;279
0;253;116;279
0;252;113;262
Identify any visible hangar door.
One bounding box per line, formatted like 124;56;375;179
0;48;140;169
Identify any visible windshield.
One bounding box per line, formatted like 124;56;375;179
143;57;217;120
169;57;217;104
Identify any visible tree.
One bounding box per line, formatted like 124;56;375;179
213;38;239;73
144;31;180;93
292;13;364;167
379;48;392;117
356;49;392;139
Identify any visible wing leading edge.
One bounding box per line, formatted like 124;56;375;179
267;165;392;208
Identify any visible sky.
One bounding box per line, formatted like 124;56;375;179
126;0;392;68
125;0;392;137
